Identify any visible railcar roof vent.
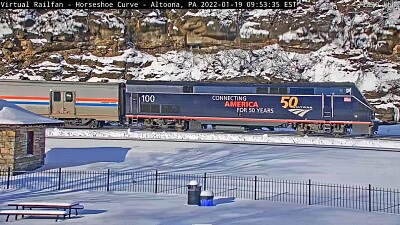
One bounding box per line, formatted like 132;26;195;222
256;87;269;94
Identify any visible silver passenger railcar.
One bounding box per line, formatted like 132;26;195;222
0;80;125;128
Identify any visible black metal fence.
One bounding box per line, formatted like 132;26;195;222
0;168;399;214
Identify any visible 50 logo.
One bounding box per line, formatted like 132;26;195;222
280;96;298;109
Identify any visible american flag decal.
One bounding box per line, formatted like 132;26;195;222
344;97;351;102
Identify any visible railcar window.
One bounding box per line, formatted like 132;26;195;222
161;105;180;114
289;88;315;95
65;92;74;102
53;92;61;102
140;104;161;114
256;87;269;94
183;86;193;93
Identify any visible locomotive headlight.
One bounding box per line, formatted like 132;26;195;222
354;115;358;118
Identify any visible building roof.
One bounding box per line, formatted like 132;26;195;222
0;99;64;125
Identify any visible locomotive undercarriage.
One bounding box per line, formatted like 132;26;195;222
139;118;355;136
142;119;189;131
295;123;349;136
58;118;105;129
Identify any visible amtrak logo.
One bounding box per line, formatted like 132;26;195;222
288;109;312;117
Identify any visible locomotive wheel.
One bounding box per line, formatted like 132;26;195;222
89;120;100;129
175;120;189;132
297;131;307;136
143;119;155;130
333;133;344;138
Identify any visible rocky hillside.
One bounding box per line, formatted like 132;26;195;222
0;1;399;122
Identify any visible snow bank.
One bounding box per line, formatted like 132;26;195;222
0;100;63;125
46;128;400;150
0;22;13;39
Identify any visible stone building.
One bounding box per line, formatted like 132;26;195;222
0;99;63;171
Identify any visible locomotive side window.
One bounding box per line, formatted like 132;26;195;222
161;105;180;114
53;92;61;102
183;86;193;93
256;87;269;94
65;92;74;102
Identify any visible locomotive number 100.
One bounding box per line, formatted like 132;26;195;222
141;95;155;103
281;96;299;108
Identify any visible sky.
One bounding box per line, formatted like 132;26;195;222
1;127;400;224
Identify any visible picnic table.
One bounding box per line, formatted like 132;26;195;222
0;209;67;222
8;202;81;218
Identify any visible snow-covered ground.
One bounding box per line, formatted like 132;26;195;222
42;138;400;188
46;124;400;150
0;189;398;225
376;123;400;135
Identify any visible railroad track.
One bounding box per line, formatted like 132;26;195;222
46;128;400;153
57;126;400;141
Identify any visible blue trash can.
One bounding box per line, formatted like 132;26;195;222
200;190;214;206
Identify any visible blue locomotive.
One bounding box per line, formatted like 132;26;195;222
125;81;378;136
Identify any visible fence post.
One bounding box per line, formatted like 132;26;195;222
107;169;110;192
6;167;11;190
57;168;62;190
308;179;311;205
254;176;257;200
154;170;158;194
369;184;371;212
203;173;207;190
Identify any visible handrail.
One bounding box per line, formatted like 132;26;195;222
352;96;374;111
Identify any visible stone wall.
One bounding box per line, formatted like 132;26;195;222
0;128;16;171
13;126;46;171
0;126;46;172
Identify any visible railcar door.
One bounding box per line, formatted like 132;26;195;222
50;91;63;115
63;91;76;115
322;94;333;118
50;91;76;116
